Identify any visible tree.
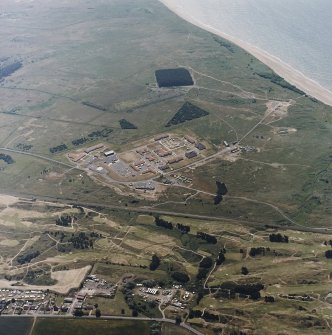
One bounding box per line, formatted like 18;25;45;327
150;254;161;271
199;257;213;269
132;309;138;317
241;266;249;275
96;308;101;318
73;309;84;317
175;315;182;325
265;296;275;303
196;267;209;281
325;250;332;258
171;271;190;283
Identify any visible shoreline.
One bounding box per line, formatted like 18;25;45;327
159;0;332;107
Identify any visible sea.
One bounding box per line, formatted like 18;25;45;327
165;0;332;92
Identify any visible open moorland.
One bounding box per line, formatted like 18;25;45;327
0;0;330;230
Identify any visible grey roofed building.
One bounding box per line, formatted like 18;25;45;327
195;143;206;150
185;150;197;159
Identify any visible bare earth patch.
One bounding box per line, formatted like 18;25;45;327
0;239;20;247
0;194;18;206
0;265;91;294
264;100;292;124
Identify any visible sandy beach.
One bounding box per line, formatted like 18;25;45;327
159;0;332;107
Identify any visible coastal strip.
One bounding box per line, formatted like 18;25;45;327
159;0;332;107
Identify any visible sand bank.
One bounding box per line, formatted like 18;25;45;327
159;0;332;107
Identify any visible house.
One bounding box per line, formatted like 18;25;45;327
185;150;197;159
155;149;171;157
158;165;169;171
154;134;169;141
195;143;206;150
146;288;159;295
104;150;115;157
76;293;86;301
84;144;104;154
184;135;195;144
168;156;184;164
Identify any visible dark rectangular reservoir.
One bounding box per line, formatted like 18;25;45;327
155;68;194;87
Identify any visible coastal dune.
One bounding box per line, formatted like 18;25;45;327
159;0;332;107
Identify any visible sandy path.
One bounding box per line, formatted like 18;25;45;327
159;0;332;107
0;194;18;206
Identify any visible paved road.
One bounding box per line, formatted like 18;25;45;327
0;314;206;335
4;190;332;234
0;147;81;170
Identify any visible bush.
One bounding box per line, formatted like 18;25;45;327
149;255;160;271
241;266;249;275
199;257;213;269
171;271;190;283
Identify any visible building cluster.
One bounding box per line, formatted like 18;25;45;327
66;133;208;190
0;289;48;315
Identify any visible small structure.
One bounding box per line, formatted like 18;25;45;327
223;141;229;147
130;164;140;172
134;182;155;191
74;302;83;310
84;144;104;154
184;135;195;144
158;165;169;171
104;150;115;157
154;134;169;141
325;293;332;304
155;149;172;157
136;148;148;155
168;156;184;164
146;288;159;295
142;168;155;175
105;154;118;164
68;152;86;162
76;293;86;301
185;151;197;159
195;143;206;151
61;305;69;312
133;160;145;167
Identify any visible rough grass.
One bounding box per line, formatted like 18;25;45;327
32;318;151;335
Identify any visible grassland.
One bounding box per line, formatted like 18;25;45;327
0;0;330;230
0;317;33;335
32;318;151;335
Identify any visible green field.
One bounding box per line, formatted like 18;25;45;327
32;318;151;335
0;317;33;335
